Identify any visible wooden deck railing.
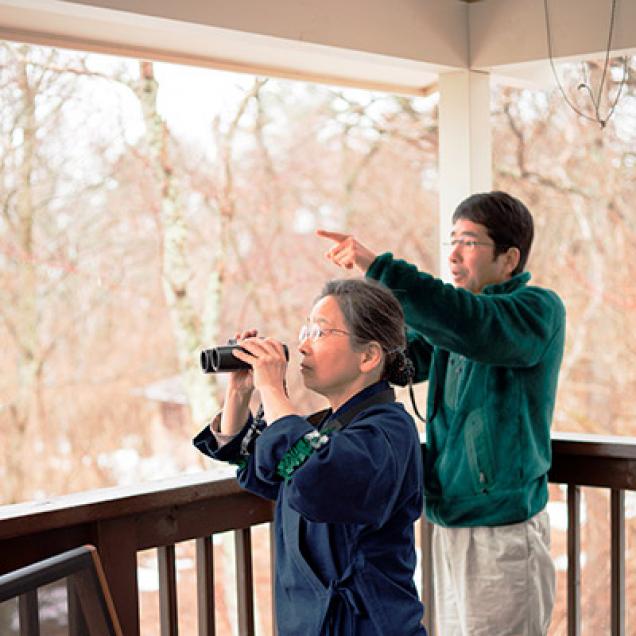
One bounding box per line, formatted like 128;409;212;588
0;472;274;634
547;432;636;636
1;432;635;635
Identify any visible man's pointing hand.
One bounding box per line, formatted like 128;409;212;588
316;229;377;274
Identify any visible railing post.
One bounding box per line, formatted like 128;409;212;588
196;535;215;636
158;544;179;636
420;515;434;636
18;590;39;636
68;576;90;636
610;489;625;636
567;485;581;636
235;527;255;635
96;518;140;635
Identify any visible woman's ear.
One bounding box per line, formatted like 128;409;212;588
359;341;383;374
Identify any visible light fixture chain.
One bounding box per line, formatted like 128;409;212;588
543;0;628;128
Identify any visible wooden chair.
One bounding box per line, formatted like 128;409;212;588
0;544;122;636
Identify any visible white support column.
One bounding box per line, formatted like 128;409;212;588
438;70;492;280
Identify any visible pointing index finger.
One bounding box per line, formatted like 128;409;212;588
316;229;350;244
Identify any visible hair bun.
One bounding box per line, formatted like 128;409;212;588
386;351;415;387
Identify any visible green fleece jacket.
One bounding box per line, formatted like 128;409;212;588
367;252;566;527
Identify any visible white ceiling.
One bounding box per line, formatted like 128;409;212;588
0;0;634;93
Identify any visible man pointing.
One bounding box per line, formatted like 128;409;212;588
318;191;565;636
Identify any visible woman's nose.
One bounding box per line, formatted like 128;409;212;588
298;338;311;355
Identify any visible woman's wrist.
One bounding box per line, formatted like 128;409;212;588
225;386;253;405
220;388;253;435
258;384;295;422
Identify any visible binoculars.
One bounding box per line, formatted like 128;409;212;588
200;342;289;373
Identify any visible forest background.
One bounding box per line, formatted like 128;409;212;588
1;41;635;634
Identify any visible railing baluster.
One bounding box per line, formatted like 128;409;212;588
269;523;277;636
196;536;215;636
158;544;179;636
67;575;90;636
610;489;625;636
18;590;39;636
235;527;255;635
567;484;581;636
419;516;434;636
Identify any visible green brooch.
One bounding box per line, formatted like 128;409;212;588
276;430;331;482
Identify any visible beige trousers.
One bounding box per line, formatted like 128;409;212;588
432;510;555;636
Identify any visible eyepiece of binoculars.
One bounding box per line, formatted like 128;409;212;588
200;342;289;373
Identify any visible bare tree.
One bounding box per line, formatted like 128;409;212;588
0;43;106;502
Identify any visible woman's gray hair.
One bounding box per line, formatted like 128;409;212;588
316;278;414;386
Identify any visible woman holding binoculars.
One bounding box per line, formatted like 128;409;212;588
193;278;427;636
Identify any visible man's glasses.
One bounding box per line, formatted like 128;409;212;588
443;238;495;252
298;323;350;344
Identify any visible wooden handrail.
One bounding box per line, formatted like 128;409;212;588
2;435;634;541
0;471;248;538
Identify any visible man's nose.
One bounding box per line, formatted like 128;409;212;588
449;244;462;262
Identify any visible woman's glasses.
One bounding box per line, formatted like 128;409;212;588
298;323;350;344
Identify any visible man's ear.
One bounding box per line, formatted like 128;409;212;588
359;341;383;374
503;247;521;276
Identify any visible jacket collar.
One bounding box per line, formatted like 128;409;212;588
482;271;531;295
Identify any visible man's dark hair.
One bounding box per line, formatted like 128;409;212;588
452;191;534;276
317;278;412;386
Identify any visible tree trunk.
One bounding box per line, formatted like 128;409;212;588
135;61;219;426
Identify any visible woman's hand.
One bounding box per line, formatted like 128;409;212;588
226;329;258;396
231;337;288;393
218;329;257;436
232;337;295;423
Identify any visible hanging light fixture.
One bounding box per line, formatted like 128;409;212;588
543;0;629;128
